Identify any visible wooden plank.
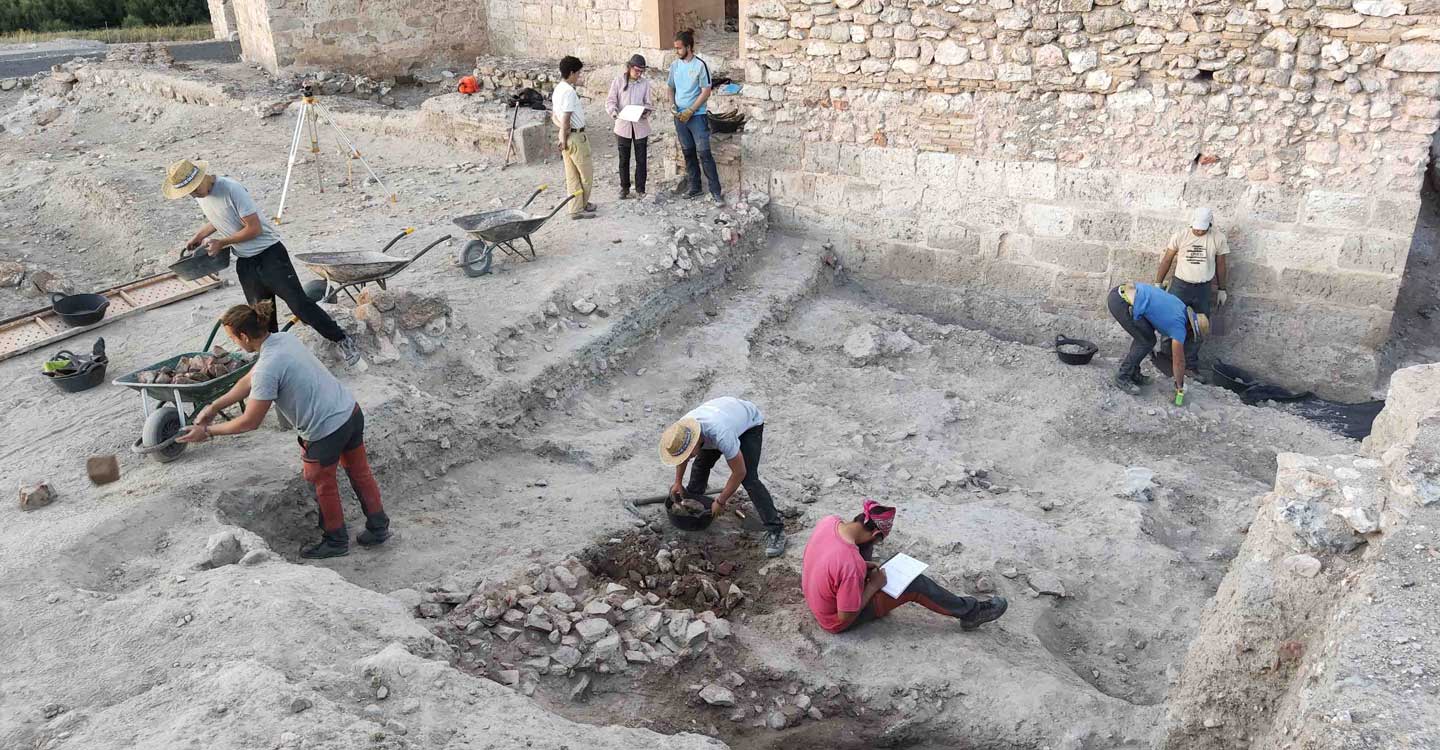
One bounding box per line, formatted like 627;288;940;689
0;273;223;363
116;290;141;307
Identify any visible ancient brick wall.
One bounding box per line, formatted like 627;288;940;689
485;0;660;66
252;0;490;74
738;0;1440;398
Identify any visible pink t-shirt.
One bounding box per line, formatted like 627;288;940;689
801;515;867;633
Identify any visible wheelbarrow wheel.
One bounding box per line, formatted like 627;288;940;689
142;405;187;463
460;240;494;277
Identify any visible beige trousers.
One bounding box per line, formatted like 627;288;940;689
563;133;593;214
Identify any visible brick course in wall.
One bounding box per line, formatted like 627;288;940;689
739;0;1440;398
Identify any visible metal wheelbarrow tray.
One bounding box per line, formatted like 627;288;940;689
293;229;451;303
453;186;576;277
111;317;290;463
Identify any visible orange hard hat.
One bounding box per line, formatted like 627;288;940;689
458;75;479;94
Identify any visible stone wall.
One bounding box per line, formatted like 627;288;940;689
484;0;664;67
737;0;1440;398
250;0;490;74
207;0;238;40
232;0;279;71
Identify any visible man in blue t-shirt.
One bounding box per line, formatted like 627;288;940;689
1106;282;1209;402
667;29;723;202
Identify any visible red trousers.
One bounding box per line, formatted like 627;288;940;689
298;407;384;532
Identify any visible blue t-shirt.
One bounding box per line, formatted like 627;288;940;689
1131;283;1188;343
668;56;711;114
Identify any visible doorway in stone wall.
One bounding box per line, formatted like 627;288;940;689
1378;135;1440;378
725;0;739;31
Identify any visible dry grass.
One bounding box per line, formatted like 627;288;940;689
0;24;213;45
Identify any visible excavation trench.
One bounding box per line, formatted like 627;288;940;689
201;256;1364;749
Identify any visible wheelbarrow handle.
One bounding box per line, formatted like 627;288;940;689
520;186;547;210
407;234;453;265
379;227;417;255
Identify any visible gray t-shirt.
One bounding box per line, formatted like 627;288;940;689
194;176;283;259
686;397;765;460
249;332;356;441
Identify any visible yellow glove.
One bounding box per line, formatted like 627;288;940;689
677;108;694;123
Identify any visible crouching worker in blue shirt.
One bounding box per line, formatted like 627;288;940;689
1106;282;1209;405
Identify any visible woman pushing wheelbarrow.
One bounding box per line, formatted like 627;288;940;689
176;301;392;560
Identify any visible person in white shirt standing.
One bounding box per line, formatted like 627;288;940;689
552;56;596;220
1155;207;1230;374
163;158;360;366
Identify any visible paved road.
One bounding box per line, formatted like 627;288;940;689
0;39;240;80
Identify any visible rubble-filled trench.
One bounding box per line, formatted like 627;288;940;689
2;59;1425;750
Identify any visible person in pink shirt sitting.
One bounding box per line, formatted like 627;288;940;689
605;54;654;200
801;501;1008;633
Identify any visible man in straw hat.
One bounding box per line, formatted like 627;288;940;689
1155;206;1230;375
659;396;786;557
1107;281;1210;405
801;500;1009;633
163;158;361;367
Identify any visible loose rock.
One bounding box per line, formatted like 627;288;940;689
699;684;736;706
19;482;55;511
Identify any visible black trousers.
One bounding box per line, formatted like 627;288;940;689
235;242;346;343
617;135;647;193
684;424;783;535
1167;278;1211;371
1108;286;1156;379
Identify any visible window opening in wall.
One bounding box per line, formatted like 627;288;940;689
725;0;739;31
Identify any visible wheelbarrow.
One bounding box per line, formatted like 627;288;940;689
111;317;293;463
292;229;452;304
452;186;577;277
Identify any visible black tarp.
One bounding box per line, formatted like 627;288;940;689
1149;348;1384;440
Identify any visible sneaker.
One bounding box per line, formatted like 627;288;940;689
764;531;787;558
1112;374;1141;395
337;337;361;367
300;532;350;559
709;193;724;206
1130;372;1153;386
583;203;598;214
569;212;595;220
683;189;703;200
960;596;1008;631
636;190;646;199
620;189;632;200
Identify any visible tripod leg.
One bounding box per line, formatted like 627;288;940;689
309;107;323;194
275;101;308;223
314;103;396;203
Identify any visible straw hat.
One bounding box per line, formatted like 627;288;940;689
658;417;702;465
1187;308;1211;340
162;158;209;199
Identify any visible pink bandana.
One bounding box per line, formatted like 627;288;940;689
862;499;895;537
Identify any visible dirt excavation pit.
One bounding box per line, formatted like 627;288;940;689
5;58;1435;750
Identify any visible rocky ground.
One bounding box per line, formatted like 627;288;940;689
0;57;1434;750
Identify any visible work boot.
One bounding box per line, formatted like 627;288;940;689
764;531;787;558
357;512;391;547
337;337;361;367
684;189;703;200
1112;373;1141;395
959;596;1008;631
620;189;632;200
1130;371;1153;386
301;529;350;559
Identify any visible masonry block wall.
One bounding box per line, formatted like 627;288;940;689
486;0;661;65
250;0;490;74
738;0;1440;399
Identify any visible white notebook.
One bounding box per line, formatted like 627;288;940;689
619;104;646;122
879;553;928;597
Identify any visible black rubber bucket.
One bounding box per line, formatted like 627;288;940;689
47;361;108;393
170;246;231;281
50;292;109;327
665;493;716;532
1054;335;1098;365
